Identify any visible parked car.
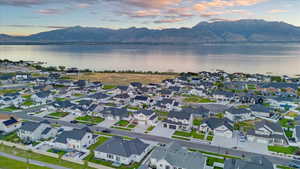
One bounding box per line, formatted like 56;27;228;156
289;161;300;168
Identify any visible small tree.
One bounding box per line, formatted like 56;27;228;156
58;66;66;72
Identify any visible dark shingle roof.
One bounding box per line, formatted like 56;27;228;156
95;136;149;157
54;128;91;143
224;156;274;169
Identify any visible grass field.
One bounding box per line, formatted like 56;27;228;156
183;96;215;103
0;155;51;169
75;115;104;124
88;136;110;150
48;112;69;118
268;145;299;154
0;143;94;169
64;72;178;85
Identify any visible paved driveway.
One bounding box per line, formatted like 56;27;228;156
133;124;149;133
97;119;117;128
212;135;268;154
149;122;174;138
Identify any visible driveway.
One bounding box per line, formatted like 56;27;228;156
149;122;174;138
60;114;77;122
97;119;118;128
133;124;149;133
212;135;268;154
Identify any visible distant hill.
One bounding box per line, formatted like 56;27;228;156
2;19;300;43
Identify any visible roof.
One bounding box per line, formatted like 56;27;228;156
102;107;129;118
255;120;283;133
91;92;109;99
2;117;19;126
250;104;271;113
35;90;51;98
168;110;191;120
226;107;251;115
135;109;154;116
150;142;206;169
95;136;150;157
224;156;274;169
134;95;148;101
295;126;300;140
203;118;233;130
41;127;52;135
19;121;41;132
54;128;91;143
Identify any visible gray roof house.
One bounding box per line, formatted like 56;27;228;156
247;120;287;145
149;142;206;169
94;136;151;165
224;156;274;169
225;107;253;122
17;120;56;142
294;125;300;144
54;127;95;150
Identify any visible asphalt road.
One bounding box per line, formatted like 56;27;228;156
0;103;297;167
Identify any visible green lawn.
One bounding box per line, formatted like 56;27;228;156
102;85;116;90
75;115;104;124
22;94;32;99
0;143;95;169
173;131;191;137
128;124;136;129
268;145;299;154
146;126;155;132
48;112;69;118
0;132;22;143
207;135;214;141
183;96;215;103
0;89;19;95
206;157;225;166
285;129;293;138
279;118;296;128
277;165;294;169
55;98;67;101
88;136;110;150
193;119;202;126
0;155;51;169
115;120;130;127
191;131;205;140
47;149;67;156
0;106;20;112
73;93;84;97
111;126;131;131
22;99;35;106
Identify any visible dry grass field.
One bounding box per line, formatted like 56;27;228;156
65;72;178;85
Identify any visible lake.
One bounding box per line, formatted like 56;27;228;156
1;43;300;76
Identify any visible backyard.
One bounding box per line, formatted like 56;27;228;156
0;155;51;169
75;115;104;124
183;95;215;103
48;112;69;118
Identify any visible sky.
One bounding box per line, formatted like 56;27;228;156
0;0;299;36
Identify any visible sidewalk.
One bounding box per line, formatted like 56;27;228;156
0;152;70;169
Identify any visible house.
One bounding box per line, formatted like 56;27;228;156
132;109;158;126
130;82;142;89
162;110;193;131
54;127;95;151
293;126;300;145
212;90;236;102
224;156;274;169
31;90;52;104
94;136;151;165
101;107;131;121
250;104;273;118
247;120;287;145
149;142;206;169
225;107;253;122
133;96;150;105
154;98;178;111
0;115;21;134
17;120;56;142
200;118;234;138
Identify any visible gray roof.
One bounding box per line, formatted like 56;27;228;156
95;136;149;157
224;156;274;169
226;107;251;115
255;120;283;133
102;107;129;118
20;120;49;132
54;128;91;143
41;127;52;135
203;118;233;130
250;104;271;113
295;126;300;140
135;109;154;116
168;110;191;120
150;142;206;169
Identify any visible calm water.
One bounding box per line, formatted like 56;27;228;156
1;43;300;76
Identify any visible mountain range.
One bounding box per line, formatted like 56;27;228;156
1;19;300;44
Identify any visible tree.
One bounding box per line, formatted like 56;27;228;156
58;66;66;72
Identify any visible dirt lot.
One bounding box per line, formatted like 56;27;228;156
65;72;178;85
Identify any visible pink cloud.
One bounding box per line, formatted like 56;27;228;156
154;17;184;23
36;8;62;15
268;9;287;13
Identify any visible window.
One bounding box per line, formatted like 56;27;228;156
165;165;170;169
107;154;114;159
116;156;120;161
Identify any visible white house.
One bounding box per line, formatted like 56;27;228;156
225;107;253;122
31;90;52;104
162;110;193;131
17;120;56;142
132;109;158;126
53;127;95;151
94;136;152;165
200;118;234;138
149;142;206;169
0;115;21;134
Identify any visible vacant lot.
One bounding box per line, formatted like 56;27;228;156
64;72;178;85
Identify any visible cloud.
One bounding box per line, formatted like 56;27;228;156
76;3;91;8
124;9;161;17
36;8;64;15
166;7;194;17
0;0;98;7
122;0;182;9
194;0;268;12
154;17;184;23
268;9;287;13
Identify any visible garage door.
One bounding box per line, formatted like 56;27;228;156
163;124;168;128
169;125;177;129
